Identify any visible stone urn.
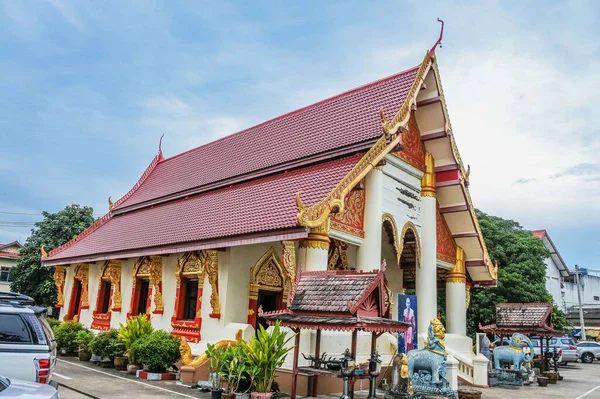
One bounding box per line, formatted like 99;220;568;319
537;376;549;387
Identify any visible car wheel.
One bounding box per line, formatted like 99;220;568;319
581;353;594;364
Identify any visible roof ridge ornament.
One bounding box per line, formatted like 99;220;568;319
428;18;444;57
158;134;165;161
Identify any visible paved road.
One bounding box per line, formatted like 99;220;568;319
54;357;600;398
54;358;207;399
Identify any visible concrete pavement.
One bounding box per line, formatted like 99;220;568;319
53;356;600;398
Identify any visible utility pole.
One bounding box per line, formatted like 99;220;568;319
575;264;587;341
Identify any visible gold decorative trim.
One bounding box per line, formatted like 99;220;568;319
206;250;220;317
446;246;466;283
382;213;401;264
398;222;422;268
149;256;163;313
420;152;436;197
99;260;122;310
53;266;66;307
74;264;89;308
297;133;400;228
299;220;331;251
296;53;433;228
41;245;48;259
281;241;296;300
465;284;471;309
250;247;286;290
328;239;349;270
384;52;434;135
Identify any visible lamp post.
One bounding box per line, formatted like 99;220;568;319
367;350;382;399
340;348;355;399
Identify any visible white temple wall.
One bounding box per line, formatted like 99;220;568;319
112;258;135;328
149;255;177;332
544;256;565;309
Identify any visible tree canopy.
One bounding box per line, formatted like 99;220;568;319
10;205;95;307
466;210;570;336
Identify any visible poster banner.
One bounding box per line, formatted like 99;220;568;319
397;294;417;354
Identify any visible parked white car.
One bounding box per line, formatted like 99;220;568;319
577;341;600;363
0;293;57;387
0;375;59;398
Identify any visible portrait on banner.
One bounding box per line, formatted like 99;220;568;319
397;294;417;354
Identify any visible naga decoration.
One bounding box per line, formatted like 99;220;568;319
40;244;48;259
206;250;220;318
53;266;66;308
179;329;243;367
407;319;456;398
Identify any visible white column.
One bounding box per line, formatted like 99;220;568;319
446;247;467;336
356;168;383;271
416;152;437;345
299;220;330;272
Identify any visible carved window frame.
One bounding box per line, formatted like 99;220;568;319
127;256;163;319
65;263;89;322
170;250;220;343
91;260;121;331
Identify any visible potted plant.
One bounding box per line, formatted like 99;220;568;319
118;314;153;374
89;329;126;368
75;329;94;361
240;321;295;399
52;320;84;356
130;330;181;380
220;345;249;399
206;343;224;399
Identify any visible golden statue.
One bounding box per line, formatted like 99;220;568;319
179;329;243;367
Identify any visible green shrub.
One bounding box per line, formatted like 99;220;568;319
46;317;61;330
75;329;95;352
53;321;84;353
130;330;181;373
89;329;125;361
118;315;153;364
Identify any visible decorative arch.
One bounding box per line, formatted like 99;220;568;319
247;247;287;328
127;256;163;318
382;213;401;264
399;221;422;268
91;260;121;331
170;250;220;343
66;263;89;321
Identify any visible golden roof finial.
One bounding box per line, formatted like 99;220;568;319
108;196;114;211
296;192;305;212
380;109;391;134
40;244;47;259
464;165;471;186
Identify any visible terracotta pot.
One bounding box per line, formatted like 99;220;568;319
543;371;558;384
250;392;273;399
537;377;549;387
78;349;92;362
127;364;141;375
113;356;129;371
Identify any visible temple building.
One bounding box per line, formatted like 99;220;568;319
42;27;496;389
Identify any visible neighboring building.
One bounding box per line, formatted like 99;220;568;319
42;29;497;392
531;230;570;309
0;241;22;292
532;229;600;331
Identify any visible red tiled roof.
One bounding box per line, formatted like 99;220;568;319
45;155;361;263
0;251;19;259
531;229;546;238
113;67;419;209
289;270;381;313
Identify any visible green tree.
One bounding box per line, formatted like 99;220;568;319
466;210;570;336
10;205;95;307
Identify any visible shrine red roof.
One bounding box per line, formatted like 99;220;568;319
479;303;563;337
113;66;419;211
44;155;360;264
289;270;382;313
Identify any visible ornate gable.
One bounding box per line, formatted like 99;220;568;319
331;189;365;238
392;113;425;170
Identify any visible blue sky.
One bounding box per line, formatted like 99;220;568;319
0;1;598;269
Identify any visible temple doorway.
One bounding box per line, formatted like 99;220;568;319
257;290;282;331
